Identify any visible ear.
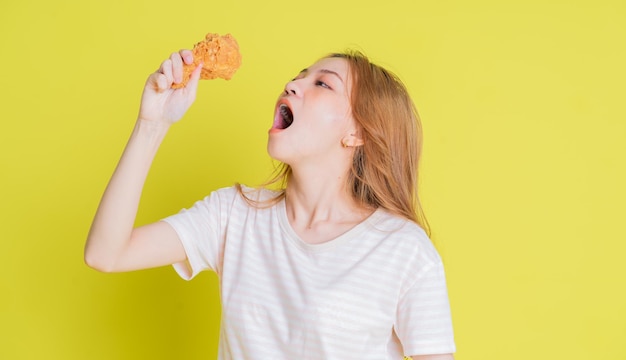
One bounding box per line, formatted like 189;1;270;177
341;130;364;148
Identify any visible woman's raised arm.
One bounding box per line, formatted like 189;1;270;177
84;50;202;272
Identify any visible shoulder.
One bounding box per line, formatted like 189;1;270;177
169;185;282;230
368;210;441;264
206;185;282;205
232;184;283;202
363;210;445;290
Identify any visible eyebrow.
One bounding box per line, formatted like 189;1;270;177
299;68;344;83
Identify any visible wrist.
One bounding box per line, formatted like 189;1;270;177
132;118;171;146
135;117;171;133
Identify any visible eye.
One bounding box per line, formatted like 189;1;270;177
315;80;331;89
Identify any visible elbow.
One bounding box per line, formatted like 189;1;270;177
84;254;113;273
84;246;117;273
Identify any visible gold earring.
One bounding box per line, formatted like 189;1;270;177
342;139;348;148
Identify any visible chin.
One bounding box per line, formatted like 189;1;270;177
266;138;291;165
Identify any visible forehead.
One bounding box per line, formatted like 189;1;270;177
309;57;349;72
305;58;350;78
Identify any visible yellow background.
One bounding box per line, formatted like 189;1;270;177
1;0;624;359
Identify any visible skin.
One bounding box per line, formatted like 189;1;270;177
268;57;371;244
84;50;453;359
84;50;199;272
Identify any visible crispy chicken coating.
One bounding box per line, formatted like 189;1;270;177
171;33;242;89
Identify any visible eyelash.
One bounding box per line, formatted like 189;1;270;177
289;77;332;90
315;80;331;89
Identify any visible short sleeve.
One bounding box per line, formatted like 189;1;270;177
162;188;232;280
395;259;456;356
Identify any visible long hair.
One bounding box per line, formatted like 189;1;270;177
237;50;430;235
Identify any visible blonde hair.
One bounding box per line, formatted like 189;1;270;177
237;50;430;235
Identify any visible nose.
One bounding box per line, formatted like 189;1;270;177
284;79;299;96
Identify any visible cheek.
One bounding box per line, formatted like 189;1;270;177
316;102;353;130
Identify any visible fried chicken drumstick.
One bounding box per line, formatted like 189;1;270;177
171;33;242;89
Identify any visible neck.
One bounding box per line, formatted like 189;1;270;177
284;163;369;231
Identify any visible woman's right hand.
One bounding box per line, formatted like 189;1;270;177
137;49;203;125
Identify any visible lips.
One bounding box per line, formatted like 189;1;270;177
273;100;294;130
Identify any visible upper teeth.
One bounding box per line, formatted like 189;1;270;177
279;104;292;124
280;104;289;116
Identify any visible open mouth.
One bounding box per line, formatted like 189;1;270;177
274;103;294;130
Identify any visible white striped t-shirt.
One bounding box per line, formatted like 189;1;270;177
163;186;455;359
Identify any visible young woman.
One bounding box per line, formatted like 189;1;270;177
85;48;456;359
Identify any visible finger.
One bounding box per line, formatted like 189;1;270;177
146;72;168;92
156;73;169;92
159;59;174;87
179;49;194;65
170;52;183;84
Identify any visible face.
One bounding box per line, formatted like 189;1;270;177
267;57;358;167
